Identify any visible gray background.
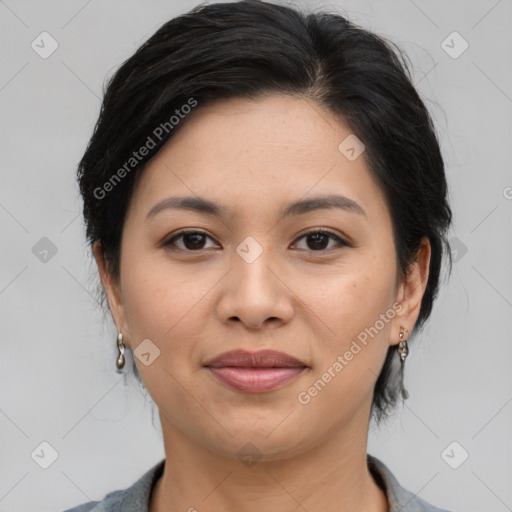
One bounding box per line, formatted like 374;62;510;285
0;0;511;511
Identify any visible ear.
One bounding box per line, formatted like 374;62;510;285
93;241;130;346
390;236;431;346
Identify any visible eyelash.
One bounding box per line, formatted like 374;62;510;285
162;227;351;254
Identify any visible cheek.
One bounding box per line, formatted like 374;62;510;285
120;255;225;375
302;257;396;375
119;257;211;408
121;250;201;335
310;257;394;323
122;271;178;340
293;272;395;424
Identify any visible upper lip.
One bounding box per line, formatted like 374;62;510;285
204;349;308;368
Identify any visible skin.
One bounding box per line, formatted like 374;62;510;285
94;93;430;512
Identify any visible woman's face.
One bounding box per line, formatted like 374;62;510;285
96;94;429;460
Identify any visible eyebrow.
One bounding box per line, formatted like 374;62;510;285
145;193;367;222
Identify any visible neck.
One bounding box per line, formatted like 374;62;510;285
149;409;388;512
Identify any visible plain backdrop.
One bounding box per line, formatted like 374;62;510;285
0;1;511;511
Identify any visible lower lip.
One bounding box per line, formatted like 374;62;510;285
206;366;307;393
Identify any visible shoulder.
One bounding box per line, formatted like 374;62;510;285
62;491;121;512
62;488;123;512
367;454;452;512
62;459;165;512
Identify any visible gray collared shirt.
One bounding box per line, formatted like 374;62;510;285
63;454;452;512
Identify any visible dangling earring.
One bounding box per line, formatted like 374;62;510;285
116;332;126;370
397;326;409;400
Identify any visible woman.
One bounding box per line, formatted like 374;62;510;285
64;0;453;510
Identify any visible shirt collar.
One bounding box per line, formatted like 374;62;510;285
367;454;447;511
116;458;165;512
109;455;445;512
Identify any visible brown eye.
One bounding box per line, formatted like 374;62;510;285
163;230;218;251
293;230;348;252
162;228;349;253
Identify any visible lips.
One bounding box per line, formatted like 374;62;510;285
204;349;308;368
204;349;308;393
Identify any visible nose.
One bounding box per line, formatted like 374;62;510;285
216;244;295;330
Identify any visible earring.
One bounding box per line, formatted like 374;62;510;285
116;332;126;370
397;326;409;400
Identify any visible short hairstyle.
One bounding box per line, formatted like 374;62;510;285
78;0;453;423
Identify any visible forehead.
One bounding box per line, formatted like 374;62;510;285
126;94;389;225
167;94;353;162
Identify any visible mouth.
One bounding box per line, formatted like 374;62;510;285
203;349;309;393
